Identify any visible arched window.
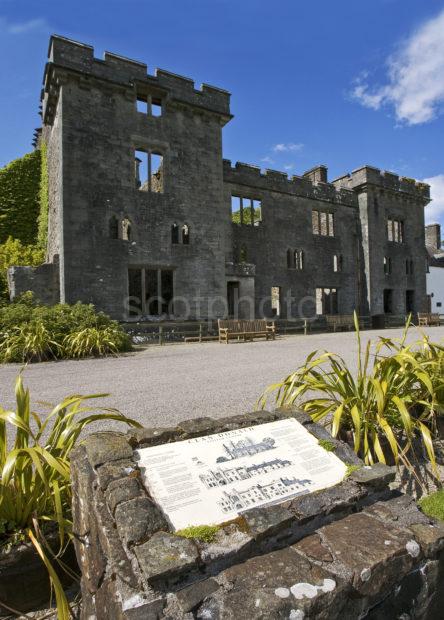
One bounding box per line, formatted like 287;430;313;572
121;218;132;241
109;216;119;239
171;223;179;244
287;249;293;268
182;224;190;245
239;246;247;262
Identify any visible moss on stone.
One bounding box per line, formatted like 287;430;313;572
176;524;220;543
318;439;336;452
419;490;444;522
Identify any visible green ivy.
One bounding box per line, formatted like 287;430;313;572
37;142;49;249
0;150;41;245
0;237;45;301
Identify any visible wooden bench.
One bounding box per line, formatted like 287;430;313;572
218;319;276;343
325;315;356;332
418;313;441;327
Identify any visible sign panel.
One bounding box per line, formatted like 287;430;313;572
135;418;346;530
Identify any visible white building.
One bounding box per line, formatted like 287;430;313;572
425;224;444;313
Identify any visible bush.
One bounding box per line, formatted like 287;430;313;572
0;375;141;618
259;314;444;471
0;294;132;362
0;237;45;300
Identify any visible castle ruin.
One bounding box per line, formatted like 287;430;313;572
8;35;431;320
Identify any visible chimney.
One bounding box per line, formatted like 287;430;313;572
303;165;328;184
425;223;441;251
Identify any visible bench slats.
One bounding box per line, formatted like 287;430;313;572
218;319;275;343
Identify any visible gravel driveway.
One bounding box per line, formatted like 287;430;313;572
1;326;443;429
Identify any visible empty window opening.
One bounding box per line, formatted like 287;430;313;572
312;210;334;236
239;246;247;262
136;92;163;117
109;216;119;239
271;287;282;317
406;259;414;275
127;267;174;317
316;287;338;315
135;150;148;190
384;289;393;314
135;150;164;192
171;223;179;244
227;281;240;318
231;195;262;226
121;218;132;241
387;218;404;243
182;224;190;245
333;254;343;272
406;290;415;314
150;153;163;193
384;256;392;275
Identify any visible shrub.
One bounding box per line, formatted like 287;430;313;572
0;376;141;618
0;295;132;362
0;237;45;300
259;314;443;471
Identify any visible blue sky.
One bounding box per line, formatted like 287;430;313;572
1;0;444;225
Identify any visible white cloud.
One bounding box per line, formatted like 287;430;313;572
424;174;444;224
261;156;275;164
0;17;49;34
352;9;444;125
284;164;294;171
272;143;304;153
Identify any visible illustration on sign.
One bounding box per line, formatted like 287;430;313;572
135;418;347;530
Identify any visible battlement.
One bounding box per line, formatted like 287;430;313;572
223;160;357;207
332;165;430;201
42;35;231;123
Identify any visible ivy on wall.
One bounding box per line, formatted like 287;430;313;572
37;142;49;249
0;150;41;245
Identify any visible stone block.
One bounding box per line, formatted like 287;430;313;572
134;532;199;586
243;503;295;539
128;426;179;448
84;432;133;468
364;493;430;528
293;533;334;563
350;463;396;490
198;524;252;565
96;459;137;491
106;476;142;515
408;522;444;558
196;546;352;620
115;497;169;546
318;512;418;597
176;416;217;438
175;578;219;613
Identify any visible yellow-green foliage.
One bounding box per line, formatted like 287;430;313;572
176;524;220;543
0;375;141;618
419;490;444;522
0;150;41;245
37;143;49;249
0;237;44;300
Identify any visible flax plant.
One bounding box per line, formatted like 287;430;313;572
259;313;443;470
0;376;140;619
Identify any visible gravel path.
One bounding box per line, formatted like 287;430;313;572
1;326;444;429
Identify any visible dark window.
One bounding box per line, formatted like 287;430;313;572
240;246;247;262
109;216;119;239
384;289;393;314
161;270;174;314
384;256;392;275
287;249;293;269
406;290;414;314
171;223;179;244
145;269;159;315
128;268;142;316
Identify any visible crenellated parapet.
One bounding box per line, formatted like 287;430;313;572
332;165;430;201
223;160;357;207
41;35;232;125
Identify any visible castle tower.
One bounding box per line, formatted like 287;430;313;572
39;35;232;318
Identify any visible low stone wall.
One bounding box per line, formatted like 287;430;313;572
71;409;444;619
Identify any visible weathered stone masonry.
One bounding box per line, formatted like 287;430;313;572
71;409;444;619
10;35;431;319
